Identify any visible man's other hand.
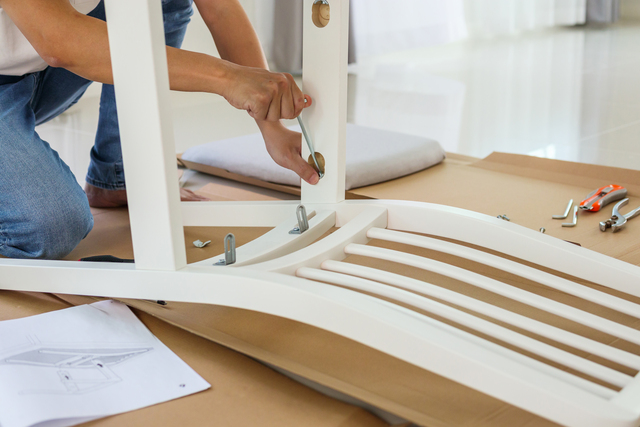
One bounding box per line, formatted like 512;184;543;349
259;123;320;185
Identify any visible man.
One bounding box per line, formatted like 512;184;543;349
0;0;319;259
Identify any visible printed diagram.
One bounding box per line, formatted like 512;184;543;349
0;336;152;395
0;302;210;427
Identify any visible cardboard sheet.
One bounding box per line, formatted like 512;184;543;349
179;156;375;200
178;155;302;196
350;152;640;263
194;182;289;202
0;293;388;427
5;152;640;427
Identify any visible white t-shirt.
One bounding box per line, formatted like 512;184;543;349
0;0;101;76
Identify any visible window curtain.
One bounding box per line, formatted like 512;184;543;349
265;0;466;70
463;0;587;37
586;0;620;23
350;0;467;59
262;0;618;71
266;0;356;73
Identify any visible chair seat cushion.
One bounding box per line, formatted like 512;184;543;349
181;124;445;190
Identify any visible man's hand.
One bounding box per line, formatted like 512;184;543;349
222;63;309;122
193;0;321;184
258;121;320;185
195;0;308;123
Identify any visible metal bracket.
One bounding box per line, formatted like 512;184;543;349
289;205;310;235
214;234;236;266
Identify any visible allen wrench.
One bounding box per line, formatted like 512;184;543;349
297;114;324;179
562;206;579;227
552;199;573;219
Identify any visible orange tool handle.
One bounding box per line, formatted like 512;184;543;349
579;184;627;212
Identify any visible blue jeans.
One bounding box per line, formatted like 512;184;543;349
0;0;193;259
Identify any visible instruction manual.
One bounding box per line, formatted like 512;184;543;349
0;300;210;427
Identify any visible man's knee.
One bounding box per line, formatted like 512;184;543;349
29;200;93;259
1;196;93;260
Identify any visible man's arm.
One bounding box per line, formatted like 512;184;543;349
195;0;320;184
0;0;307;124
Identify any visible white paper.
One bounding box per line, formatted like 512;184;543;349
0;300;210;427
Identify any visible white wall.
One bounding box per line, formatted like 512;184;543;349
620;0;640;18
181;0;269;57
180;3;218;57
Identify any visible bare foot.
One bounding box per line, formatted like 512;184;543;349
85;184;210;208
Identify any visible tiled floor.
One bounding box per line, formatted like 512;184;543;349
350;18;640;170
38;18;640;188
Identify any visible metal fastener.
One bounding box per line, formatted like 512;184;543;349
290;205;310;235
214;233;236;266
552;199;573;219
562;206;578;227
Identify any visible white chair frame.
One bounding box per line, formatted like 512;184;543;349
2;1;640;426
